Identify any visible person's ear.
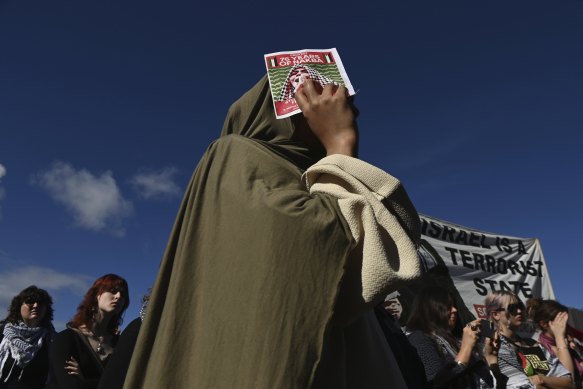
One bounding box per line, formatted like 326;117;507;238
492;311;501;322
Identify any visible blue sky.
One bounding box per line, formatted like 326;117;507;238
1;0;582;330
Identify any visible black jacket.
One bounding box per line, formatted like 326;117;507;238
96;318;141;389
49;328;117;389
0;322;51;389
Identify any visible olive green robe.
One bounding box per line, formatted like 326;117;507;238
124;76;419;389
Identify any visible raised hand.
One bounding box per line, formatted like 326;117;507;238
484;329;501;366
461;320;481;349
456;320;481;366
549;311;569;339
294;79;358;157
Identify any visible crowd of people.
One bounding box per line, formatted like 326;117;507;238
398;288;582;389
1;280;581;389
0;275;136;389
1;75;582;389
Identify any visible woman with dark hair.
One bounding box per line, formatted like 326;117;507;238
526;298;581;383
0;285;55;389
485;291;573;389
406;285;496;389
50;274;129;389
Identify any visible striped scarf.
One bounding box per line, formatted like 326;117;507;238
0;322;47;381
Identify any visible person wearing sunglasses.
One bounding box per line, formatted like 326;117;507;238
0;286;55;389
485;291;574;389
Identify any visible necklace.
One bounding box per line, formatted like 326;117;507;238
95;336;104;353
81;326;106;354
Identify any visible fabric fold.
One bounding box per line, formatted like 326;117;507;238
124;76;422;389
303;154;422;304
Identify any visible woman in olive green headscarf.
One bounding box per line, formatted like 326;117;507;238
124;77;422;389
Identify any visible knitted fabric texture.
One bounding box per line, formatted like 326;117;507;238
303;154;422;303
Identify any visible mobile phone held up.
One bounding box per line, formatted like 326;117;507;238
479;319;494;338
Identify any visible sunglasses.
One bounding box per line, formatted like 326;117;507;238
23;300;44;307
501;302;525;316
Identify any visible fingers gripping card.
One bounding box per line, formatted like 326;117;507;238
264;48;355;118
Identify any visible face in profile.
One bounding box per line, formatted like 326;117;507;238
447;304;458;329
289;67;310;92
504;299;525;328
97;287;126;315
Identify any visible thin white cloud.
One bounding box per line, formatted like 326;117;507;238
32;161;133;236
0;163;6;221
130;167;181;200
0;266;92;310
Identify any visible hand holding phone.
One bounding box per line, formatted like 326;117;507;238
479;319;494;339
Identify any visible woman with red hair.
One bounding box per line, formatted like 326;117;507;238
50;274;129;389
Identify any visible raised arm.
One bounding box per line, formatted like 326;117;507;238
549;312;576;377
294;79;358;157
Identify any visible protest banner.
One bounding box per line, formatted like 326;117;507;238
405;214;556;323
